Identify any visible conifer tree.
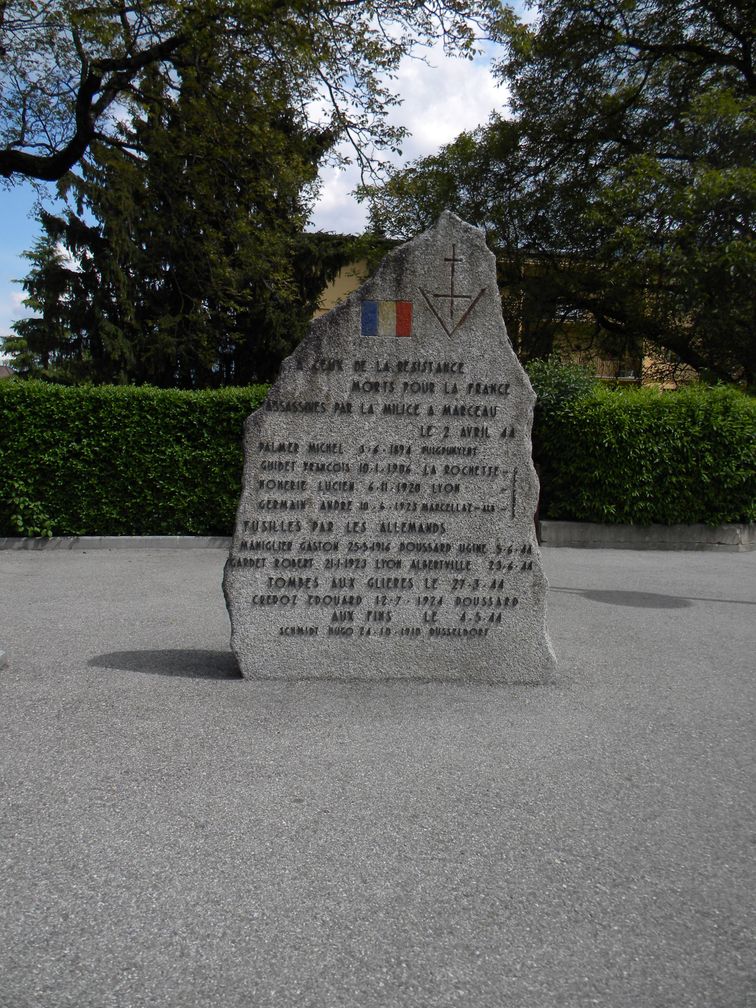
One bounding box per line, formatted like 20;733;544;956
7;44;345;385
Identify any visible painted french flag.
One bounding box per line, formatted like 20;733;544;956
361;300;413;338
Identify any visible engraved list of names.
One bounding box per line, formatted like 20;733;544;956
224;212;556;682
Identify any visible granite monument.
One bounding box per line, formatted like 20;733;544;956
224;212;556;681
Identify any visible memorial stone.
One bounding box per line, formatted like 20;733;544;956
224;212;557;681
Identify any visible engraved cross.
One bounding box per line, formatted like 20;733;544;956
419;243;487;337
435;245;472;320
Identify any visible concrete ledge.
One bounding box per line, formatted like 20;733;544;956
540;520;755;552
1;526;753;552
0;536;231;550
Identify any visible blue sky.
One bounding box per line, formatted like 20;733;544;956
0;35;515;355
0;181;55;345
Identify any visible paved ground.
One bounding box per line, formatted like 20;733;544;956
0;547;754;1008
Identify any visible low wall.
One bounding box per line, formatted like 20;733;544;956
1;525;754;552
0;536;231;550
539;521;755;552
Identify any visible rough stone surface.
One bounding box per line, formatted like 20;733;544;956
224;212;556;681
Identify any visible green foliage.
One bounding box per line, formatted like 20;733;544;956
526;356;598;519
6;480;53;538
526;357;598;415
536;384;756;526
368;0;756;384
0;380;752;537
0;381;267;535
1;21;417;387
5;36;336;386
1;0;507;183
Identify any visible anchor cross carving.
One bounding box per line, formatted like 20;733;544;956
420;244;486;337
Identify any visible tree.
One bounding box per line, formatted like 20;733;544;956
0;0;506;184
2;0;508;385
368;0;756;384
4;35;363;385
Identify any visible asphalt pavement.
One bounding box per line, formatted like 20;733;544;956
1;546;754;1008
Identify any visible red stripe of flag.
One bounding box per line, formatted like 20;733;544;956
395;301;412;337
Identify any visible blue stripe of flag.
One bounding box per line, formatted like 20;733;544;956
361;300;378;336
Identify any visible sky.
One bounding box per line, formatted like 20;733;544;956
0;33;515;353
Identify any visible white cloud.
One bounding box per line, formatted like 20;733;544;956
310;168;367;234
0;288;26;361
1;288;27;328
309;44;507;234
392;50;505;160
0;30;519;316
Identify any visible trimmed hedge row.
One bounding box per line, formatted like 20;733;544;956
0;378;753;535
0;382;267;536
534;383;755;526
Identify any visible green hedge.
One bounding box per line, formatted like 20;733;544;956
0;382;267;536
0;378;753;535
534;383;755;525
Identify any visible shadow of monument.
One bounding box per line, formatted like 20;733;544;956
568;589;692;609
88;649;242;679
550;587;756;608
86;650;570;686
